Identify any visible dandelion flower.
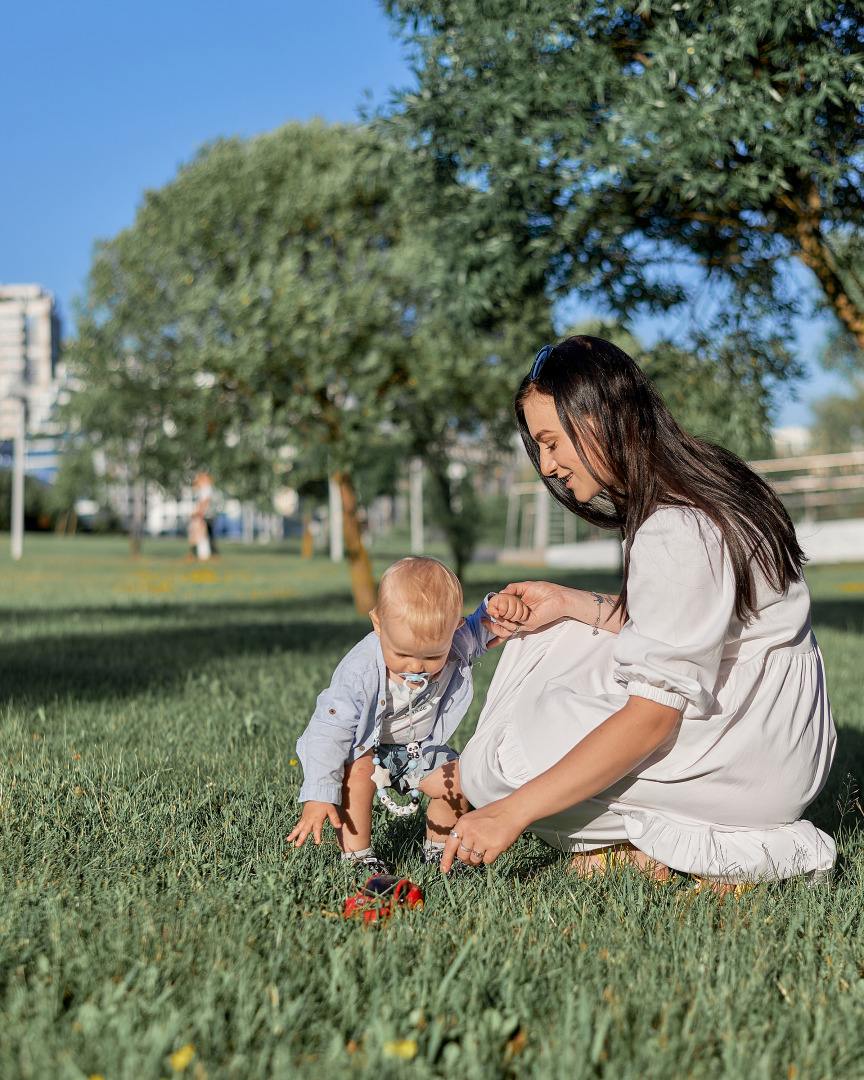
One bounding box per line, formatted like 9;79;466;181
383;1040;417;1059
171;1044;195;1071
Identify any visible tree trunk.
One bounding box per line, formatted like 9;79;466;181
301;510;314;559
790;186;864;353
128;479;146;556
429;460;477;582
336;471;377;615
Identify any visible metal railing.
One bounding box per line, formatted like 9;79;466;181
749;451;864;518
507;450;864;550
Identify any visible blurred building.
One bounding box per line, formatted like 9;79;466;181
772;425;811;458
0;284;66;480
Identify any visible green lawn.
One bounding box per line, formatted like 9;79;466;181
1;536;863;1079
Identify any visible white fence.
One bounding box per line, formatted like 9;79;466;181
503;451;864;568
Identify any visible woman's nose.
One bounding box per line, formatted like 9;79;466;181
540;449;558;476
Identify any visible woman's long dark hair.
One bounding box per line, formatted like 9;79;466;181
515;335;805;623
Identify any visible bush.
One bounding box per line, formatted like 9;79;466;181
0;469;53;531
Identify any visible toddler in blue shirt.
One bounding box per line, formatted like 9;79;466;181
288;556;528;874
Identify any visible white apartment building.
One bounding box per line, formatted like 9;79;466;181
0;284;65;479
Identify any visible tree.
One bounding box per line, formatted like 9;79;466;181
66;121;544;600
382;1;864;359
46;443;103;534
569;319;773;458
61;313;196;553
808;297;864;453
811;387;864;451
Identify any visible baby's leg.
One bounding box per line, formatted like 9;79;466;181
419;759;470;842
338;750;376;854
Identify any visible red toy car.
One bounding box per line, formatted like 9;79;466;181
344;874;424;923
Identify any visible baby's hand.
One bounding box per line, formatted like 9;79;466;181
483;591;532;645
489;592;531;625
286;801;342;848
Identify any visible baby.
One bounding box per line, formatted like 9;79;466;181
288;556;529;875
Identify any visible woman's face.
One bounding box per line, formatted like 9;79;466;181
521;391;609;503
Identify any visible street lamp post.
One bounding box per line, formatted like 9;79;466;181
409;457;424;555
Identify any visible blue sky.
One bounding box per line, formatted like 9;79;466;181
0;0;847;427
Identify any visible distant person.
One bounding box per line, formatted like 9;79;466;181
194;471;218;557
287;556;529;876
187;512;211;561
441;336;836;893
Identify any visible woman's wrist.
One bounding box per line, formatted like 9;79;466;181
553;586;582;621
505;787;544;834
570;588;600;623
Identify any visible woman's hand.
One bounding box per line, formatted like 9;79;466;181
286;801;342;848
441;800;529;872
497;580;578;632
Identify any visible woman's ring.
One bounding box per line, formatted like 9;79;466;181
472;850;484;858
449;830;460;839
459;843;470;852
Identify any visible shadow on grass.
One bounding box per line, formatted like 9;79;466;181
0;611;364;707
811;724;864;833
0;589;358;624
0;568;625;709
811;595;864;635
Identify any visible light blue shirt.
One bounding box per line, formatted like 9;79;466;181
296;597;495;804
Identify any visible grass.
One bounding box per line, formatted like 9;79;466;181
0;535;863;1080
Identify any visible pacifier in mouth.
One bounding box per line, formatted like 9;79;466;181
398;672;430;694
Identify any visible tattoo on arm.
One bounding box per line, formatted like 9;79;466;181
589;592;616;635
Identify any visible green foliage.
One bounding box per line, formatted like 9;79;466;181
568;320;774;457
0;471;52;531
0;537;862;1078
66;122;417;500
46;443;103;515
425;458;483;578
810;383;864;451
644;340;774;458
382;0;864;367
65;119;548;568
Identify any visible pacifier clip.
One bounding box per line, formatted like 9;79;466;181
371;672;429;817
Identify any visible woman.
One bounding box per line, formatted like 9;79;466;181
444;336;836;885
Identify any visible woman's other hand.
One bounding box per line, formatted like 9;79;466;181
441;800;527;871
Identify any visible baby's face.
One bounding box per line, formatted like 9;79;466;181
371;612;459;682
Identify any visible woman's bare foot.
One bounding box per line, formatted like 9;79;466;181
690;877;756;900
569;843;671;881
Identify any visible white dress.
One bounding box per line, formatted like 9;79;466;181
460;507;837;882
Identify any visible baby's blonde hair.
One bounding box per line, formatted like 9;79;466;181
374;557;463;643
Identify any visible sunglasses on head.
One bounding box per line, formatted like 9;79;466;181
530;344;557;381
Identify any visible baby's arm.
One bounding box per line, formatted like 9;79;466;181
290;655;370;844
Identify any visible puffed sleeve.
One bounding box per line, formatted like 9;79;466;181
612;507;735;717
